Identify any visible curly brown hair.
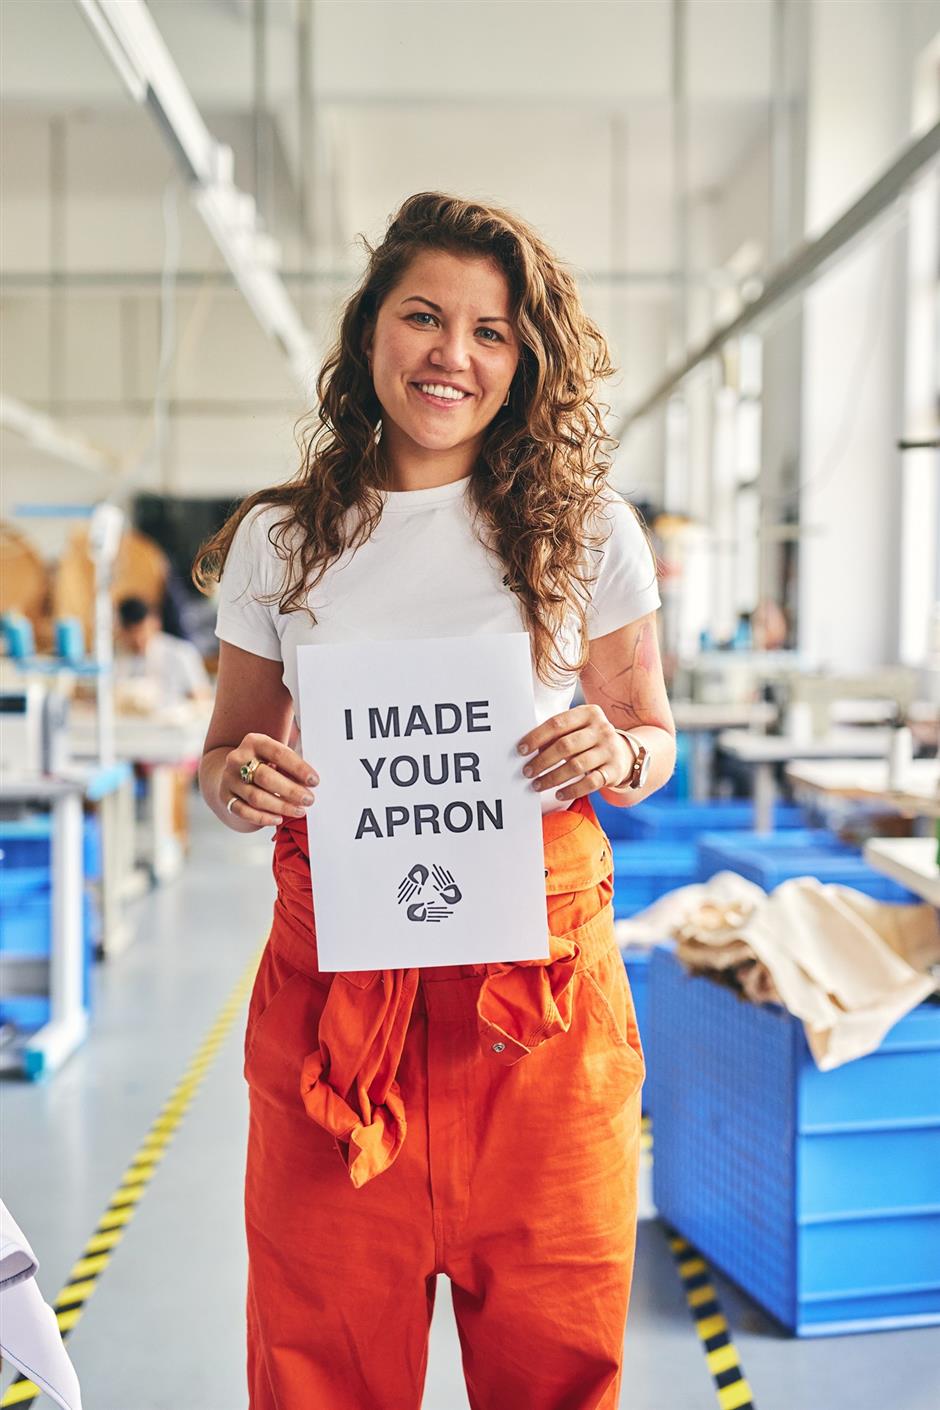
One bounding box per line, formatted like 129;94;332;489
192;190;652;686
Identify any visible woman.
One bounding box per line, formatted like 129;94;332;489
194;192;675;1410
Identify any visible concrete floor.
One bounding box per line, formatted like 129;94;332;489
2;800;938;1409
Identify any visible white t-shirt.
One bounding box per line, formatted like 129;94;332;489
213;474;660;814
114;630;211;707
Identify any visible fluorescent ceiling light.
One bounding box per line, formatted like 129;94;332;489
72;0;318;393
74;0;147;104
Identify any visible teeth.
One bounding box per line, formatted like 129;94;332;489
417;383;468;401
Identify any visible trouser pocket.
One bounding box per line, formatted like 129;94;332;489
577;944;646;1100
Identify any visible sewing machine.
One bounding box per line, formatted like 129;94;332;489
675;649;811;706
777;668;922;740
0;682;71;778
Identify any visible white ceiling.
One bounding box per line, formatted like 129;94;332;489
3;1;779;107
1;0;781;289
0;0;793;500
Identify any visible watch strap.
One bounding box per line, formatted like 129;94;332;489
607;728;647;792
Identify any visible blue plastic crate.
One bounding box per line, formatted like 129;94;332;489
610;842;698;918
0;866;50;901
647;946;940;1335
625;799;807;841
658;730;691;800
0;877;98;1030
0;815;103;881
623;950;649;1044
696;829;855;883
0;995;56;1030
623;949;651;1113
694;837;917;902
0;875;99;955
590;794;646;840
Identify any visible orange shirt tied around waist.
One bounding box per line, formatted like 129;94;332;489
267;794;618;1190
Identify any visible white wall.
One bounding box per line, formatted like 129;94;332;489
797;0;936;670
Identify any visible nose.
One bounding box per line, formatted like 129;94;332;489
428;325;473;371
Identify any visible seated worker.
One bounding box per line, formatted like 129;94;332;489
114;595;212;709
114;595;213;863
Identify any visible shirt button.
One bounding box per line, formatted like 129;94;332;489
492;1041;506;1053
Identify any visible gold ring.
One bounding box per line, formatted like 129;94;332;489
240;757;261;786
597;766;609;788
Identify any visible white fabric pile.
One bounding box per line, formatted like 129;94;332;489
616;870;940;1069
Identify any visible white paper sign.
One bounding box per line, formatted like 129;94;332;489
296;633;549;972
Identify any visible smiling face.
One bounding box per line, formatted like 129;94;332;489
363;247;520;486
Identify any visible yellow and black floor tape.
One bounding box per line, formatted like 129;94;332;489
0;946;262;1407
666;1227;756;1410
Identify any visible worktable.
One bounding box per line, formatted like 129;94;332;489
669;700;778;801
785;757;940;818
717;727;893;834
862;838;940;908
68;705;211;883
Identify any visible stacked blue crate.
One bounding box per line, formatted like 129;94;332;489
622;951;649;1028
591;790;647;841
592;793;807;843
620;834;834;1049
0;816;101;1030
0;815;102;879
695;833;918;902
647;946;940;1335
622;949;652;1114
696;828;853;882
610;835;698;1116
594;795;814;1114
626;799;807;841
657;730;691;800
609;842;698;919
603;812;823;919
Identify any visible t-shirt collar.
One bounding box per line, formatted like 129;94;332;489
379;474;472;513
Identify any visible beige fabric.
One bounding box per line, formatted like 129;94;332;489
617;871;940;1070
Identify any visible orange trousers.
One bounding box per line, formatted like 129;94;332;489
243;794;645;1409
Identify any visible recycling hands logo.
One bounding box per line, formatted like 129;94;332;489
397;863;463;923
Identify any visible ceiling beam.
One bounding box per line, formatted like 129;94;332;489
74;0;317;391
614;117;940;433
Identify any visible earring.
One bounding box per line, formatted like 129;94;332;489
502;387;511;407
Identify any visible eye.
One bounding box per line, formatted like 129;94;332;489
477;327;504;342
407;311;438;326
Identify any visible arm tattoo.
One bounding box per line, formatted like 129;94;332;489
581;622;658;729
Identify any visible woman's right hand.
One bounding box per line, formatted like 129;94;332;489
222;733;319;828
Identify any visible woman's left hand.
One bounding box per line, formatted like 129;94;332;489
516;705;630;801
